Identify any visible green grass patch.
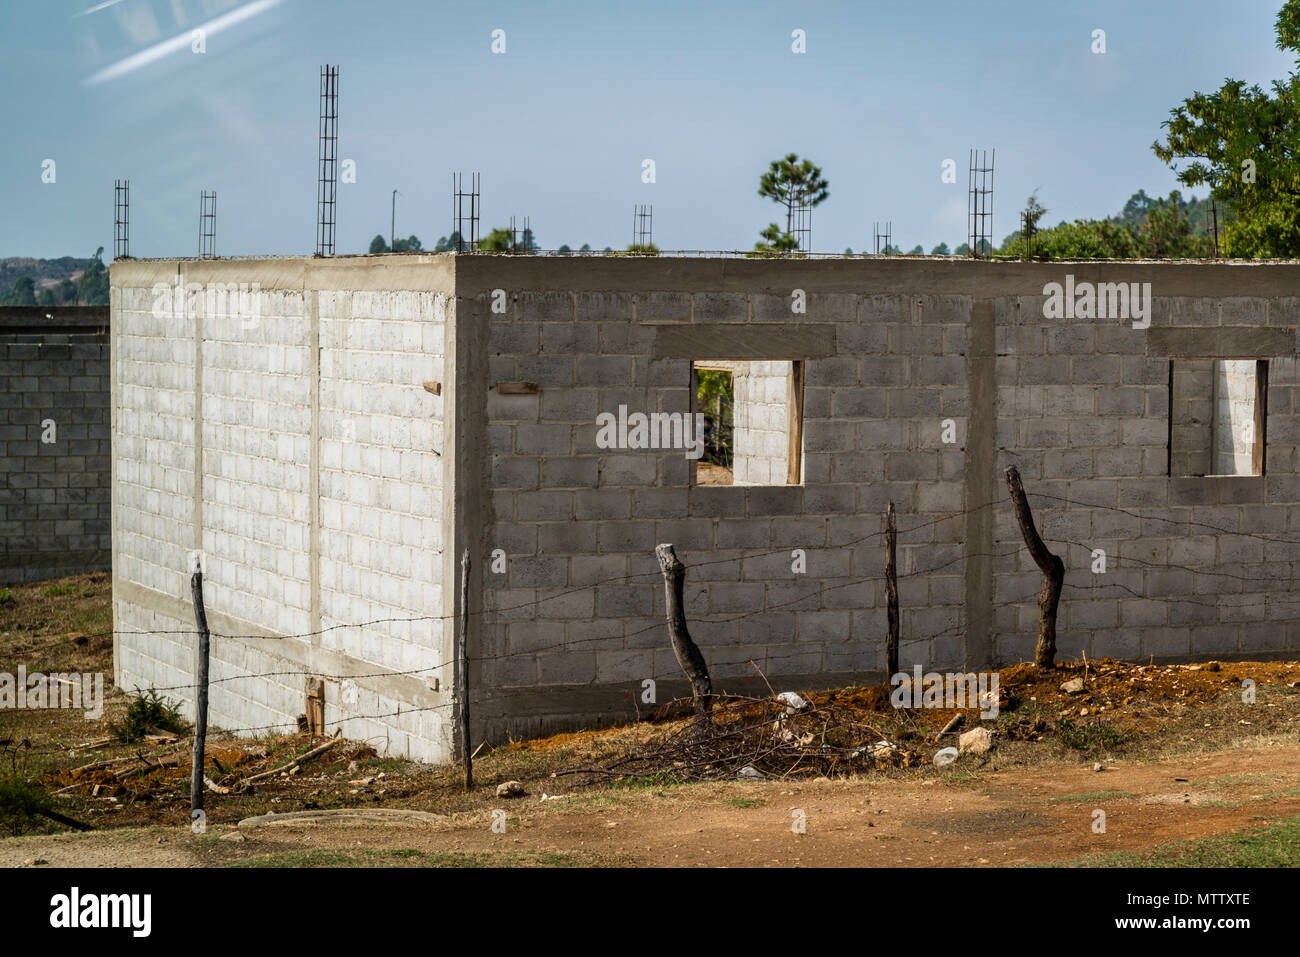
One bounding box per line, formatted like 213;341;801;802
942;771;980;785
610;772;689;792
1047;790;1135;803
725;798;764;808
0;588;13;605
227;847;599;868
1055;718;1132;753
1050;815;1300;867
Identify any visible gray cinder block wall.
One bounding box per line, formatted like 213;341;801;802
0;307;111;585
113;255;1300;763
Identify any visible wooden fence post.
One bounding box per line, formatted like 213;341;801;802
190;569;211;814
654;543;713;718
459;549;473;790
885;502;899;678
1004;466;1064;668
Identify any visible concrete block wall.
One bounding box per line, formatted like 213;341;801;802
1171;359;1214;476
318;288;448;674
111;259;455;762
200;285;312;639
0;309;111;584
461;260;973;740
1214;359;1257;475
113;255;1300;760
991;280;1300;665
730;359;794;485
455;258;1300;744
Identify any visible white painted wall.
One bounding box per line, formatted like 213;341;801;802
112;260;453;762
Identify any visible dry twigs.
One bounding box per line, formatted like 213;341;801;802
557;694;916;783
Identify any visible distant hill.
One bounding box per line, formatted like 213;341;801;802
0;255;106;306
0;256;96;292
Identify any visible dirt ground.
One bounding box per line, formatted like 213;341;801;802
4;741;1300;867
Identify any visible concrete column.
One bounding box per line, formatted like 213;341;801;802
963;299;996;669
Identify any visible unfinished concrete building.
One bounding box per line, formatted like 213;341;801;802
110;255;1300;763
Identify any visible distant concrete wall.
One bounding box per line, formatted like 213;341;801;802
0;308;110;584
1214;359;1257;475
696;358;794;484
731;359;794;485
111;259;454;762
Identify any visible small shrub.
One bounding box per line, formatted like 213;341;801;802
0;588;13;605
112;689;187;743
43;584;77;597
1055;718;1130;753
0;777;50;836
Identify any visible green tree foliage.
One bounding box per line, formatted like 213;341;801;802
753;222;799;253
906;244;924;255
76;250;109;305
1139;192;1213;257
1023;191;1049;241
57;278;77;304
999;190;1211;259
369;234;423;253
1002;218;1139;259
1152;0;1300;256
478;228;513;252
953;242;971;256
695;368;733;467
930;242;950;255
756;153;829;251
1;276;37;305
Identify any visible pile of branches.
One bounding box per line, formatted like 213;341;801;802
560;694;928;783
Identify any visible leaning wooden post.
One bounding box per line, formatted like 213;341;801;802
654;544;713;718
1004;466;1064;668
885;502;900;679
458;549;473;790
189;568;211;815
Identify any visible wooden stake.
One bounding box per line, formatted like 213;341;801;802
459;549;473;790
190;570;211;814
654;543;713;718
885;502;899;679
1004;466;1064;669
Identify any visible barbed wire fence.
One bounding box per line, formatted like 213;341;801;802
13;478;1300;777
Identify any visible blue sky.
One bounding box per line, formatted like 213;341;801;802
0;0;1293;260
